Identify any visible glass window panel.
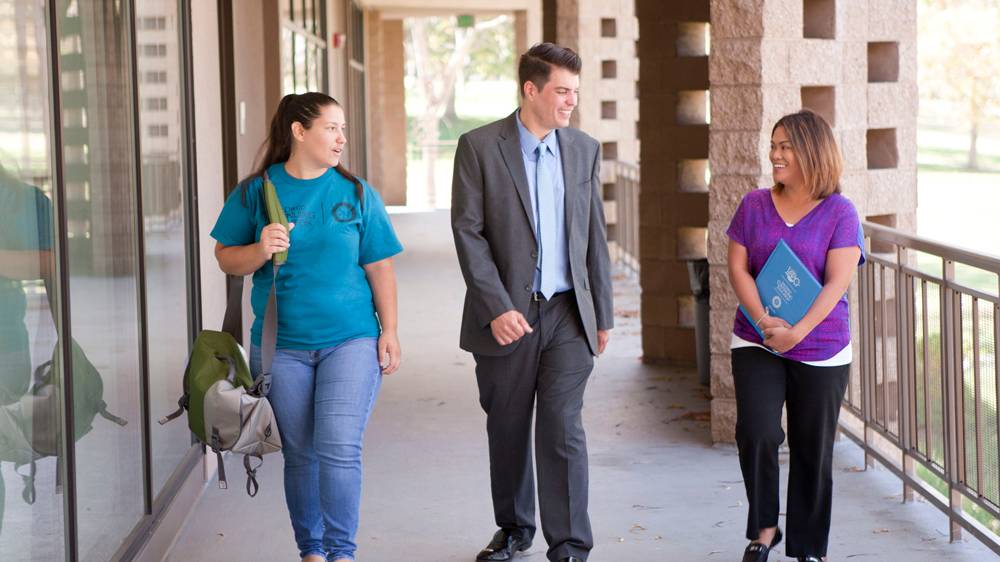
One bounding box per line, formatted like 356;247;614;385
0;1;65;560
302;37;309;91
307;43;319;91
134;0;192;500
294;33;306;93
280;0;324;95
56;1;144;560
281;26;294;95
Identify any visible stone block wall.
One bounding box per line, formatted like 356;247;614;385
707;0;917;442
546;0;642;328
545;0;639;165
635;0;711;363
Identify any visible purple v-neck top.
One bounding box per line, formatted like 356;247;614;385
726;188;866;362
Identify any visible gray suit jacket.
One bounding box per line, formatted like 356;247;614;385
450;111;614;356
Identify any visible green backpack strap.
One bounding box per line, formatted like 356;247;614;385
262;172;289;267
257;172;284;394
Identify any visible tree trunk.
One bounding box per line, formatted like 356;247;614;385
409;17;506;207
967;120;979;170
443;84;459;124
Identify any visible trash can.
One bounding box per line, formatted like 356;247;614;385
686;258;710;386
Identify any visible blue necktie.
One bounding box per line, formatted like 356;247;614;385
536;144;557;299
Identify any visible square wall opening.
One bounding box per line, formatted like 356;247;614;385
801;86;836;127
868;42;899;82
804;0;836;39
867;128;898;169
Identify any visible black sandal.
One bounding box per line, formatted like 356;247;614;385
741;527;782;562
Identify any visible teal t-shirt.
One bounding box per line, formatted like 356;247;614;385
210;163;403;350
0;178;52;355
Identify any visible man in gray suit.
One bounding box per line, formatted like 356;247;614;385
451;43;613;562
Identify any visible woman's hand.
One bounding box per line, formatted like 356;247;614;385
378;329;401;374
763;325;805;354
757;315;791;331
257;222;294;260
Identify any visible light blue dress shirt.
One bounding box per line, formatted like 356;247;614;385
515;110;572;295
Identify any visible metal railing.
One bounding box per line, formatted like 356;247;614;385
607;160;640;274
405;139;458;208
842;221;1000;553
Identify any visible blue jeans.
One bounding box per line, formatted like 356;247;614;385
251;337;382;561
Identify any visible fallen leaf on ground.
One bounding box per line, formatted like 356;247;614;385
678;411;711;422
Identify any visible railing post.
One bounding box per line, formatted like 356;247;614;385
897;244;914;503
859;253;874;470
941;259;963;542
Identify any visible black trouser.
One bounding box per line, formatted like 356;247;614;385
474;291;594;562
731;346;850;557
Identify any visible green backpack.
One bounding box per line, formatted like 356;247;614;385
159;172;286;496
0;339;128;503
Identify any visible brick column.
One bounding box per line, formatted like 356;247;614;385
636;1;711;363
367;14;407;205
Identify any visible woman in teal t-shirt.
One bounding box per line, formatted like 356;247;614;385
211;93;402;562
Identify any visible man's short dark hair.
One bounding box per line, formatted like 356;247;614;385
518;43;581;97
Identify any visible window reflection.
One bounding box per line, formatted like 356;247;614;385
56;1;144;560
134;0;193;500
0;0;65;560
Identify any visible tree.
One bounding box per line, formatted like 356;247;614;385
406;15;509;205
919;0;1000;169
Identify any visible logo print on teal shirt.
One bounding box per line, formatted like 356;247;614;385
285;205;316;226
333;202;356;223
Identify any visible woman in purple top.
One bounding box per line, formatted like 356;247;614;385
727;110;865;562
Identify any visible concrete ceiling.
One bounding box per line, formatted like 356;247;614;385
356;0;536;18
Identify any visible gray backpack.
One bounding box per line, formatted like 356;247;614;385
0;340;127;504
160;173;286;496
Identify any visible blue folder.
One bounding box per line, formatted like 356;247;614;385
739;239;822;340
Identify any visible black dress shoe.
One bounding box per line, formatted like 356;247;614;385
797;557;822;562
558;557;583;562
740;527;782;562
476;528;532;561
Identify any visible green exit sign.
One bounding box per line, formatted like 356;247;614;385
457;14;474;28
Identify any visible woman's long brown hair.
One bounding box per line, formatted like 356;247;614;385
239;92;363;206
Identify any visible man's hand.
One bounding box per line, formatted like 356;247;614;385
597;329;610;355
490;310;533;346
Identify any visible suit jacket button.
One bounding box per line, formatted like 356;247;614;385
530;251;538;259
524;284;531;292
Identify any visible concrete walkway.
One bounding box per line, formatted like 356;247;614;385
167;210;994;561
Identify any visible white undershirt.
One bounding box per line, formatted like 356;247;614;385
730;333;852;367
728;220;853;368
